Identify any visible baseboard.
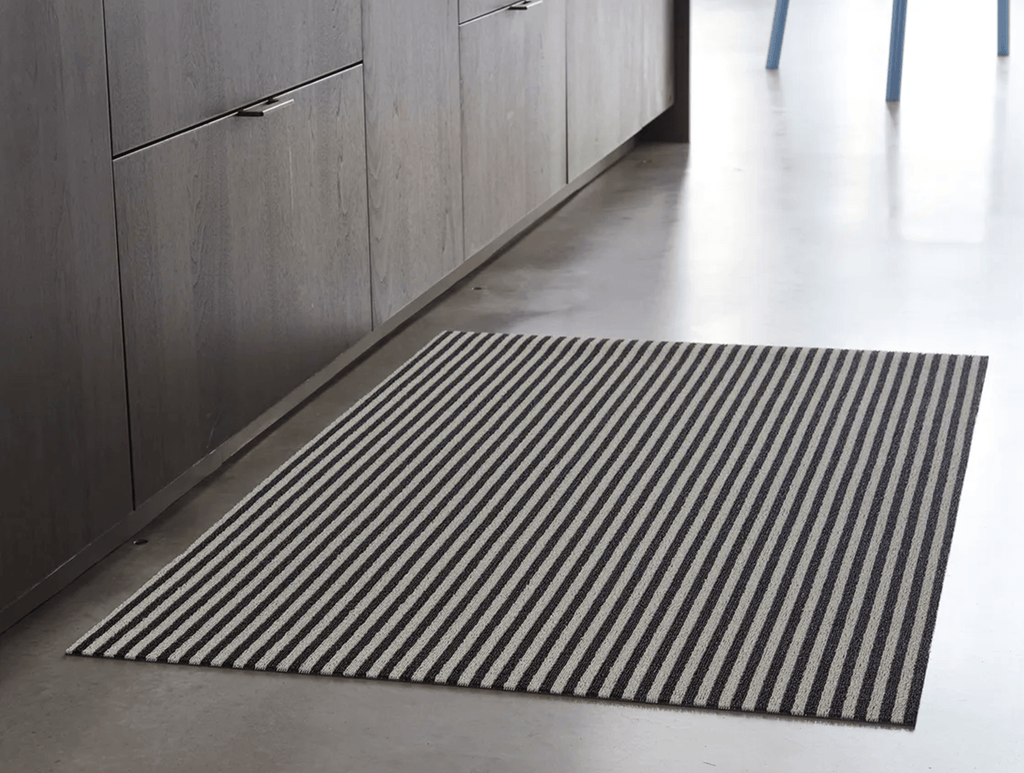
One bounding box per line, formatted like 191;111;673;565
0;136;637;637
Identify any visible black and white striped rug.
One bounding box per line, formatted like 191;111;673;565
68;331;987;726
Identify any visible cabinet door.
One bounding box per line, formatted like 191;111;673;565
363;0;465;325
568;0;674;181
104;0;362;153
116;66;372;504
0;0;133;614
461;0;567;257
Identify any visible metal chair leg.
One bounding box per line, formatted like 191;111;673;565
767;0;791;69
999;0;1010;56
886;0;909;101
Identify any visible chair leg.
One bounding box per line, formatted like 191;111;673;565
999;0;1010;56
767;0;791;69
886;0;909;101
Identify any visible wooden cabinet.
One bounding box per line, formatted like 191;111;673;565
0;0;134;614
460;0;567;257
362;0;465;326
115;66;372;504
104;0;362;153
568;0;674;181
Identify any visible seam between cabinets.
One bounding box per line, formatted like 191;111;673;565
100;0;139;510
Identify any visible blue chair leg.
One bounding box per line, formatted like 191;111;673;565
999;0;1010;56
886;0;909;101
767;0;791;69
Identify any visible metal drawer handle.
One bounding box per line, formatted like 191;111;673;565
237;98;294;117
509;0;543;9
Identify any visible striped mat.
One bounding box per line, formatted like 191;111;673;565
68;331;987;726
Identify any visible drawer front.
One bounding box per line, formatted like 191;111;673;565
461;0;567;256
460;0;513;23
115;65;372;504
105;0;362;153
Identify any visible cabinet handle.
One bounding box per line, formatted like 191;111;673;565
509;0;543;9
237;98;295;117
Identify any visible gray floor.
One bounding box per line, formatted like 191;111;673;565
3;1;1024;770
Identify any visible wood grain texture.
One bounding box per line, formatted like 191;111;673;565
0;0;133;613
362;0;465;326
567;0;674;180
460;0;567;257
116;66;372;504
460;0;512;23
104;0;362;154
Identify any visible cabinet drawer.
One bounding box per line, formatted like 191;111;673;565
460;0;567;256
105;0;362;153
115;65;372;504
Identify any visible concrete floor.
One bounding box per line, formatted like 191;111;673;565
3;0;1024;770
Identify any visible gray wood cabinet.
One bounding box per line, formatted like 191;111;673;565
0;0;134;614
104;0;362;153
115;66;372;504
568;0;674;181
460;0;567;257
362;0;465;326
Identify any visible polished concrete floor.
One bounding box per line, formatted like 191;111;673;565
3;1;1024;770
